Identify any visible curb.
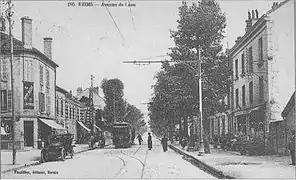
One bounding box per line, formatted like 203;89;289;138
1;146;90;174
169;144;236;179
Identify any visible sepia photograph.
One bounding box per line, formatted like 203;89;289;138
0;0;295;179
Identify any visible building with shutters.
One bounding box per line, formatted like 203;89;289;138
56;86;86;142
0;17;63;149
228;0;295;154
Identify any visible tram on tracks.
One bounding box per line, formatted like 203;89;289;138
112;122;132;148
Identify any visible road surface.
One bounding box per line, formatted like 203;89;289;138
2;133;215;179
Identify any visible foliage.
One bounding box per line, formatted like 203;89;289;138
101;78;126;124
149;0;230;153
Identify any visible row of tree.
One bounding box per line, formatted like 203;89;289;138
100;78;147;138
148;0;231;153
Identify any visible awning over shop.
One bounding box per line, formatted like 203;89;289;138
78;121;90;132
38;118;66;130
1;127;7;135
94;124;102;131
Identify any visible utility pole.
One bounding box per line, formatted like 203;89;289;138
7;0;16;165
198;46;204;151
113;88;116;123
89;75;95;135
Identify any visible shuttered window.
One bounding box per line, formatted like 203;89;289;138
7;90;12;112
248;47;253;73
39;92;45;113
46;96;51;115
1;90;8;112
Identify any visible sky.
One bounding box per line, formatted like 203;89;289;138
8;0;274;120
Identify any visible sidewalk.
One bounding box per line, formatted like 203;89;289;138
169;143;296;179
0;144;89;174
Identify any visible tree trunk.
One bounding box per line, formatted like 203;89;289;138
203;117;211;154
183;115;188;139
179;117;182;143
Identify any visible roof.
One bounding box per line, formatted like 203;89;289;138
266;0;291;15
0;32;59;68
56;85;68;95
77;88;106;109
281;91;295;118
228;14;266;56
229;0;292;56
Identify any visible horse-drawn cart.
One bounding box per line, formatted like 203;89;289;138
41;133;75;162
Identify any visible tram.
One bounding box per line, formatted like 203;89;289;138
112;122;132;148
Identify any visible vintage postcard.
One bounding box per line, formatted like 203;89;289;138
0;0;295;179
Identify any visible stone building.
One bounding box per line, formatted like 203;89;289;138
56;86;87;141
0;17;64;149
228;0;295;154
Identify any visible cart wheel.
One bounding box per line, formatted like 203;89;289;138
41;150;47;163
61;148;66;161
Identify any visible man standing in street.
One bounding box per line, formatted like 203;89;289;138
288;130;295;165
148;133;152;150
136;134;143;145
161;135;168;152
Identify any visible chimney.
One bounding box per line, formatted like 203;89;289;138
43;37;52;59
77;87;82;96
235;36;242;44
245;9;259;33
93;86;99;95
272;2;279;10
21;16;32;49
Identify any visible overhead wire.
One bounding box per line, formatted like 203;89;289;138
104;3;125;46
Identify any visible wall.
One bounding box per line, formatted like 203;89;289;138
266;0;295;122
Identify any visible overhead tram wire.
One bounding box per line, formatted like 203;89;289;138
104;4;125;45
128;0;136;30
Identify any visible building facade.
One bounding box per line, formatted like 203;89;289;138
228;0;295;154
0;17;64;149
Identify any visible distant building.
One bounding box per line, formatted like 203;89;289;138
56;86;86;141
228;0;295;154
0;17;63;149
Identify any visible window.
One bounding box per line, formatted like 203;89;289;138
241;53;245;76
235;59;238;80
56;98;59;115
1;90;8;112
259;76;264;101
235;88;239;108
248;47;253;73
258;37;263;67
61;100;64;117
69;106;72;119
46;69;50;89
249;81;253;105
46;95;51;115
39;65;44;85
39;92;45;113
242;85;246;106
1;59;8;81
65;103;68;119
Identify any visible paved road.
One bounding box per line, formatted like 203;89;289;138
2;134;215;179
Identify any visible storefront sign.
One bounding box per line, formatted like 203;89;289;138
23;81;34;109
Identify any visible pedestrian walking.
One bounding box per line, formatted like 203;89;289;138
136;134;143;145
161;135;168;152
288;130;295;165
148;133;152;150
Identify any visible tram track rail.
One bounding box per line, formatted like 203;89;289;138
118;145;149;179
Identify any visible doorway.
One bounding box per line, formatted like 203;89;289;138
24;121;34;147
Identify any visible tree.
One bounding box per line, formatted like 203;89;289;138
168;0;228;153
101;78;126;124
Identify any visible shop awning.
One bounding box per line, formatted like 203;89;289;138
94;124;102;131
78;121;90;132
1;127;7;135
38;118;66;130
